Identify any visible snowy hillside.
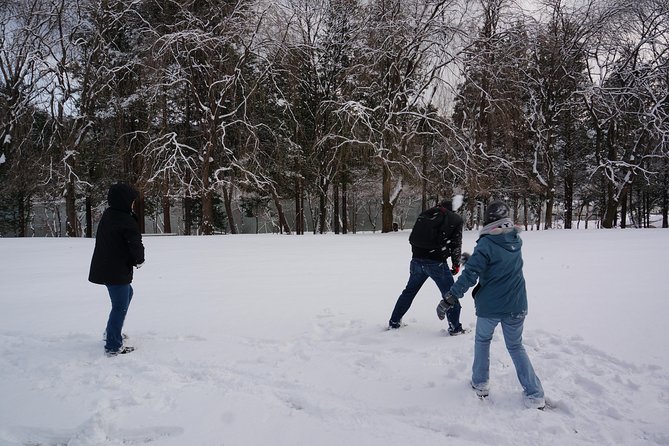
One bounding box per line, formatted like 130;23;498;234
1;229;668;445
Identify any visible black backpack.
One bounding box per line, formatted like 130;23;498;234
409;206;448;250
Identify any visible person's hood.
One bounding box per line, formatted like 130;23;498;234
478;217;522;252
107;183;139;212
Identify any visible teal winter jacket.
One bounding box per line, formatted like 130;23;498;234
449;227;528;318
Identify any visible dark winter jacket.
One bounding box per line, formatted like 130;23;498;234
411;208;463;265
448;225;528;318
88;183;145;285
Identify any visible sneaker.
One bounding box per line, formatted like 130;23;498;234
524;396;546;410
448;325;466;336
105;346;135;357
471;382;489;398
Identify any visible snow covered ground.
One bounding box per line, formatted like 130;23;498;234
1;228;668;446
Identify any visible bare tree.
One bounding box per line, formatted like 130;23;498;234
335;0;468;232
583;0;669;228
0;0;53;236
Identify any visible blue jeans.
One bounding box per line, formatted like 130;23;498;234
390;258;461;328
104;284;133;352
472;313;544;400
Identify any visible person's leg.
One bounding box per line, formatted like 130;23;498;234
472;316;499;391
389;259;428;327
104;284;132;352
425;262;461;331
103;285;132;341
500;313;544;403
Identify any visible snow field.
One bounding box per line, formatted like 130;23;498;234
1;229;668;445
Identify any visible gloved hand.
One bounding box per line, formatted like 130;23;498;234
437;293;458;320
451;264;460;275
460;252;471;265
135;262;144;269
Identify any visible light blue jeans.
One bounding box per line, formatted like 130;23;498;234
472;312;544;400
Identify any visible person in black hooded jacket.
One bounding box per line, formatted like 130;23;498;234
89;183;145;356
388;199;465;334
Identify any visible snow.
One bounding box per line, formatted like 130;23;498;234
1;229;668;446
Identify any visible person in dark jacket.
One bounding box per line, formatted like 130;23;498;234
437;201;545;409
389;199;465;334
89;183;145;356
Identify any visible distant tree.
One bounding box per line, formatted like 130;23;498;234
338;0;467;232
0;0;52;236
582;0;669;228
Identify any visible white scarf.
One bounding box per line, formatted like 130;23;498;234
478;217;517;237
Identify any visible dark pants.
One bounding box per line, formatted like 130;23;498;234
104;284;133;352
390;258;461;328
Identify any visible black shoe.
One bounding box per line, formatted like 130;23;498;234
448;325;466;336
105;346;135;357
388;320;402;329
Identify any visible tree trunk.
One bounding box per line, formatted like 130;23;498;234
342;178;348;234
183;196;192;235
643;190;647;228
544;193;554;230
318;174;329;234
663;160;668;228
620;188;628;228
351;183;358;234
564;172;573;229
295;178;304;235
333;182;340;234
136;190;146;234
17;195;26;237
200;169;215;236
201;190;214;235
222;184;237;234
602;185;617;229
65;178;78;237
160;175;172;233
270;188;291;234
421;144;428;212
85;195;93;238
162;194;172;234
523;196;528;231
319;188;327;234
381;164;395;233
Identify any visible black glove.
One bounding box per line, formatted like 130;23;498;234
437;293;458;320
451;264;460;275
460;252;471;265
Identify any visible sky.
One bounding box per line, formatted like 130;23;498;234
0;228;668;446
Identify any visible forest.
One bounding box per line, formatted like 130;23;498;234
1;0;668;236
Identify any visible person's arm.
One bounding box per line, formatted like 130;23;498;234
124;218;145;266
449;240;489;299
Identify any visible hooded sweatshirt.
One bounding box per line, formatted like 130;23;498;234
448;218;527;318
88;183;145;285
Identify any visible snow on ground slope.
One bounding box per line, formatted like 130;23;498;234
0;229;668;446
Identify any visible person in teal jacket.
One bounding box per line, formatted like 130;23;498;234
436;201;545;409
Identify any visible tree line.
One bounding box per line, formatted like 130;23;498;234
1;0;667;237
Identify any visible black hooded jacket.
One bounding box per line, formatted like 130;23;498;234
88;183;145;285
411;203;463;265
